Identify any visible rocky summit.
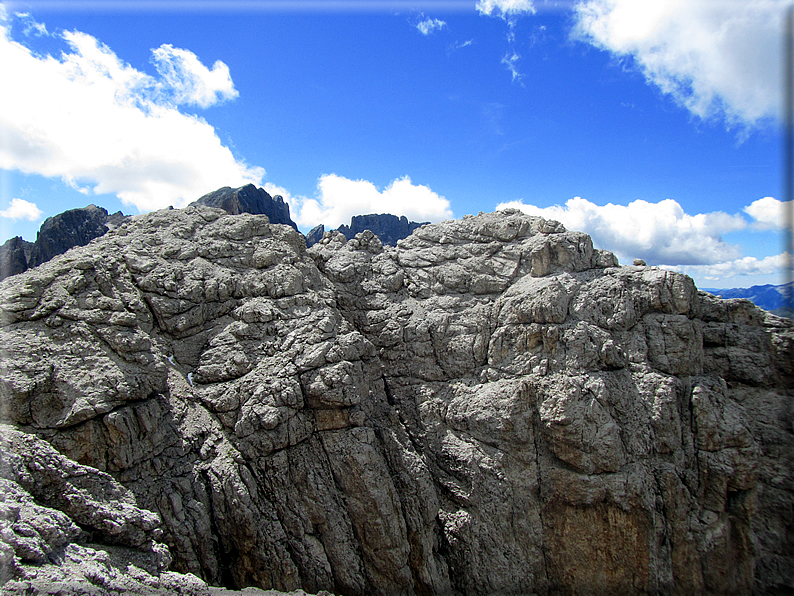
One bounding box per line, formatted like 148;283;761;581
0;206;791;595
192;184;297;230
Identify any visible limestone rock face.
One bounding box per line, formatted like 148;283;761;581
0;207;791;595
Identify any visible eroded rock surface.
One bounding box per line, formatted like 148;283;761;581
0;207;791;595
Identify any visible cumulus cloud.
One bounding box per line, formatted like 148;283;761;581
744;196;792;230
664;252;790;282
288;174;453;229
0;15;263;212
573;0;784;128
497;196;748;266
476;0;536;18
417;16;446;36
0;198;43;221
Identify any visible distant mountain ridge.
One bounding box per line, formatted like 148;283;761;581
306;213;430;247
702;282;793;318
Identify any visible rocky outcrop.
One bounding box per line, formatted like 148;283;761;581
0;207;791;595
192;185;297;230
306;214;429;248
27;205;125;269
0;237;32;281
1;207;127;281
305;224;326;248
0;425;210;595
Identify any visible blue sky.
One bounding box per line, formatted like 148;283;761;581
0;0;790;288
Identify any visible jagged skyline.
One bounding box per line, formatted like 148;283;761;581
0;0;790;288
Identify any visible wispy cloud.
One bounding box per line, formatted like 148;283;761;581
501;51;522;82
573;0;783;129
14;11;48;36
0;12;263;212
0;198;43;221
417;16;446;36
476;0;535;19
449;39;473;52
150;43;238;108
278;174;453;229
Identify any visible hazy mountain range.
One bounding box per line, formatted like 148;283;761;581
702;282;794;319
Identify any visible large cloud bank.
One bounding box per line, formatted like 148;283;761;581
0;12;263;212
573;0;784;128
667;253;790;283
269;174;453;230
497;196;790;280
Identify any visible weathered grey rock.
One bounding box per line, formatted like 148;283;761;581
0;206;791;595
192;185;297;230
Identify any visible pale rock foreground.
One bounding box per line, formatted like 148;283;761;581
0;207;791;595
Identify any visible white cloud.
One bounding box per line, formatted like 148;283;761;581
497;196;748;266
744;196;792;230
417;16;446;36
288;174;453;229
0;198;43;221
664;252;790;282
573;0;784;128
151;44;238;108
476;0;536;18
0;16;263;213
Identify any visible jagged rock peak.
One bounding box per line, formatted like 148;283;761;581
192;184;298;230
27;204;128;269
306;213;430;247
0;206;791;595
339;213;430;246
0;205;129;280
0;236;32;281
